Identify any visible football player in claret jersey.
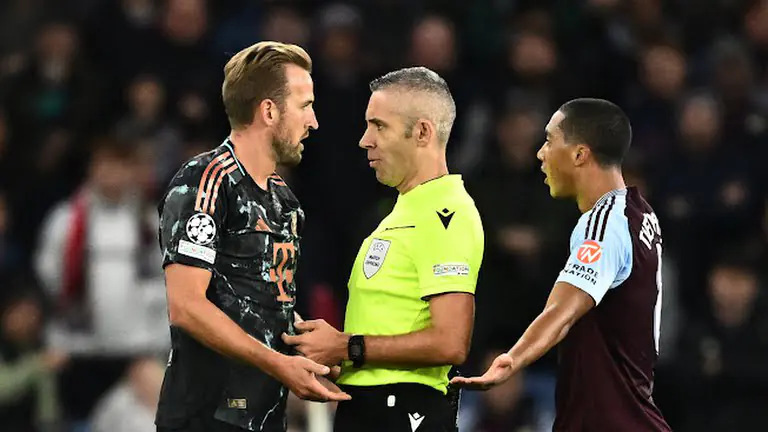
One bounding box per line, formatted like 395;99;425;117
452;98;672;432
155;42;349;432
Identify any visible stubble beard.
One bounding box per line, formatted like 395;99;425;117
272;120;302;166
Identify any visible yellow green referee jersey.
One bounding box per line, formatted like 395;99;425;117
338;174;484;394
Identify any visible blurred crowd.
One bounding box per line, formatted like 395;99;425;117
0;0;767;431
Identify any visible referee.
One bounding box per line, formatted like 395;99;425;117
283;67;484;432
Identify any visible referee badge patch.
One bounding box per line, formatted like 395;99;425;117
363;238;391;278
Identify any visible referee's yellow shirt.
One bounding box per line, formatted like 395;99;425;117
338;174;484;394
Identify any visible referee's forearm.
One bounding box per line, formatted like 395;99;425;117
362;328;467;367
174;298;281;374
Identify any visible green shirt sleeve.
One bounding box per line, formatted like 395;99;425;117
0;354;46;403
413;205;484;299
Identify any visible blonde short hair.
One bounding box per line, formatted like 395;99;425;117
222;41;312;130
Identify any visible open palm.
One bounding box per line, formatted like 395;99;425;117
449;353;515;390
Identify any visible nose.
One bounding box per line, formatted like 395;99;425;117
536;144;545;162
308;110;319;131
359;131;374;149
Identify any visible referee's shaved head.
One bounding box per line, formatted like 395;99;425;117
369;67;456;146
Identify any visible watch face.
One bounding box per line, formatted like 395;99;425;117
350;344;361;357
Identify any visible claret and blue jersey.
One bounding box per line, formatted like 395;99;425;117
553;187;671;432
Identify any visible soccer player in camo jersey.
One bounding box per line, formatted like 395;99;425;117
155;42;349;432
452;99;672;432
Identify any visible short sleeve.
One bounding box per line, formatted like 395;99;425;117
556;218;632;305
159;162;227;272
414;207;484;299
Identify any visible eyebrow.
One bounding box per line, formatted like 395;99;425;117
367;118;385;127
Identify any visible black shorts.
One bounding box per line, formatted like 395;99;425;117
156;414;247;432
334;383;457;432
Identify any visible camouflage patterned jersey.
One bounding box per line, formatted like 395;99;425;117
155;139;304;431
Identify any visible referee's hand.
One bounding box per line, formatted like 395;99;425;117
275;355;352;402
449;353;515;390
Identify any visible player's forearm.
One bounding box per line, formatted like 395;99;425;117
361;328;468;367
507;305;575;372
172;297;282;375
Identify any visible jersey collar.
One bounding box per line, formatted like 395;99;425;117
221;138;247;184
594;187;628;208
398;174;463;205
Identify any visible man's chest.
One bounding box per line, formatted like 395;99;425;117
218;186;305;299
350;211;420;293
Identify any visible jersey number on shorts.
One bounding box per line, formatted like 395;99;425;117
270;242;295;302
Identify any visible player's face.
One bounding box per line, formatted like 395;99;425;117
537;111;577;198
272;64;318;166
359;90;417;188
90;154;137;202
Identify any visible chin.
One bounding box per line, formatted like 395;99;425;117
548;186;564;199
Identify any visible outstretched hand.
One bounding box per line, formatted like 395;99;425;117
449;353;515;390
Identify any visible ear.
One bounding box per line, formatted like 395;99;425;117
415;119;433;147
573;144;590;167
257;99;280;126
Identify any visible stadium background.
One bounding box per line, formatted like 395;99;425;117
0;0;766;431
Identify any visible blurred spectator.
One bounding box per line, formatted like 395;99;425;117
82;0;161;119
0;0;46;86
34;138;167;421
114;74;183;188
408;14;488;174
263;6;310;48
467;105;576;358
90;357;165;432
627;42;687;161
674;256;768;431
5;19;99;156
653;94;760;312
0;287;67;432
35;138;166;356
710;38;768;148
155;0;220;131
293;2;377;312
0;191;21;277
496;28;562;117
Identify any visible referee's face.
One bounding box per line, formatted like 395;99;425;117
360;90;416;188
538;111;576;198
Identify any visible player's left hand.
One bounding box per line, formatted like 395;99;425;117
449;353;515;390
282;319;346;367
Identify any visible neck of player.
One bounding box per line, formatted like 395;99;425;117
576;167;626;213
397;150;449;194
229;130;277;190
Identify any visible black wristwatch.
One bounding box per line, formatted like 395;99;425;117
348;335;366;368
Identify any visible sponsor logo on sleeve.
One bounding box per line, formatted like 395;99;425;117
178;239;216;264
432;263;470;277
576;240;602;264
562;262;599;285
